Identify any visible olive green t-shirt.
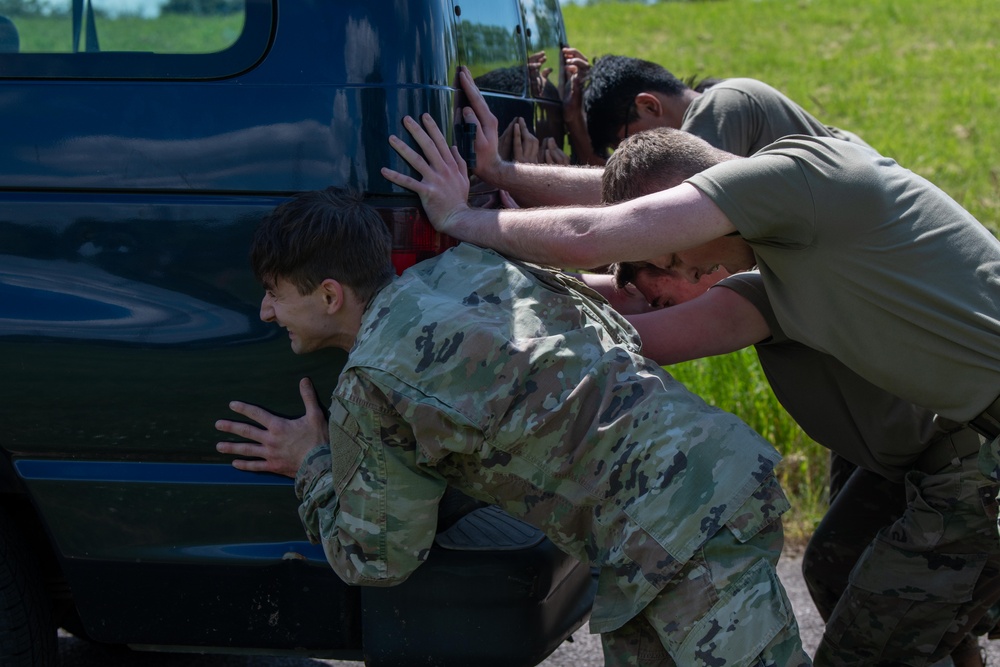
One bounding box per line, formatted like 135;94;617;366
690;136;1000;421
681;78;872;156
716;271;943;480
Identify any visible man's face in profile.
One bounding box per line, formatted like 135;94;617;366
630;263;730;308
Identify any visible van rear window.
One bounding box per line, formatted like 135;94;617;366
0;0;272;79
457;0;527;96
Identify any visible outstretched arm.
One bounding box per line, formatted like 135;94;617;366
383;112;736;268
627;286;770;365
215;377;329;478
455;66;603;207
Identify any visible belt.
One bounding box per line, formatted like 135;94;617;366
970;395;1000;440
914;426;985;474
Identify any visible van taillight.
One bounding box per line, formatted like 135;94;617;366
377;207;459;275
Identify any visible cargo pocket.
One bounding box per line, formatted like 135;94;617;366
673;557;791;665
823;536;987;657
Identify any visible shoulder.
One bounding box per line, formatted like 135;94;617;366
701;78;779;100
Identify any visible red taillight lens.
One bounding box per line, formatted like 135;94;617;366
377;206;460;275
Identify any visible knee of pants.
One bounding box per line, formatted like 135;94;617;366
642;553;799;665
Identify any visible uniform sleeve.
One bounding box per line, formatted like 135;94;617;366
294;372;448;587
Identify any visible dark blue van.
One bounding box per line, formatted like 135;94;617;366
0;1;593;664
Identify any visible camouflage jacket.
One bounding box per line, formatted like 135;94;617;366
295;244;785;633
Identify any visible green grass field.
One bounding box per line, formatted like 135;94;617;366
13;13;243;54
563;0;1000;543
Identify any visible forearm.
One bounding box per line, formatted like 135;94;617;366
447;184;733;269
577;273;654;314
626;287;770;365
488;160;603;208
444;205;613;269
295;444;336;545
296;444;429;587
296;387;447;587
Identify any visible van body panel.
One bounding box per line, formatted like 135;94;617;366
0;0;592;662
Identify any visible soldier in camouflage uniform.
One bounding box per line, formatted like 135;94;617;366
215;188;811;667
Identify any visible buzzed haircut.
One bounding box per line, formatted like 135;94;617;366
601;127;735;205
602;128;735;289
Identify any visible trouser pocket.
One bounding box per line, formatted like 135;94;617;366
819;535;986;665
672;557;793;665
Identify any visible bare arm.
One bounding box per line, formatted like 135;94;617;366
382;114;736;269
576;273;655;314
457;67;603;207
627;287;770;365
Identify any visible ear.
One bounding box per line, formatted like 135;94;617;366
633;92;664;119
318;278;346;314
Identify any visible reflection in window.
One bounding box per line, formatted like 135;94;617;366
0;0;245;54
455;0;525;96
520;0;563;101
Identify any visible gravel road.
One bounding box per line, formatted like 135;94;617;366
57;552;992;666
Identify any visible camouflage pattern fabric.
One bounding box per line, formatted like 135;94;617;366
295;243;799;654
813;449;1000;666
802;467;907;624
602;481;811;667
978;434;1000;488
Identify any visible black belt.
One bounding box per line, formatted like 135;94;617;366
970;396;1000;440
915;426;985;474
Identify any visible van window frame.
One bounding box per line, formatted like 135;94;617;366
0;0;274;80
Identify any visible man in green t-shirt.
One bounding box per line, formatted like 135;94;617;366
557;52;869;167
592;128;998;667
381;73;1000;436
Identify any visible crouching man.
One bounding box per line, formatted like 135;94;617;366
215;188;810;667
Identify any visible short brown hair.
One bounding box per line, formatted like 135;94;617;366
601;127;735;205
250;188;394;304
603;129;735;289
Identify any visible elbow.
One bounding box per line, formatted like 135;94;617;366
334;567;413;588
323;540;423;588
559;230;612;271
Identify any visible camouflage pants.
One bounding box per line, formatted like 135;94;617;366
809;444;1000;666
601;518;811;667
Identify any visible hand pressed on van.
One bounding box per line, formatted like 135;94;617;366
382;113;473;237
215;377;328;478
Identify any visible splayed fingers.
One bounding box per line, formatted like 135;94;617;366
382;113;470;232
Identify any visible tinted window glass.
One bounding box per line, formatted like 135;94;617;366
520;0;563;101
454;0;526;96
0;0;272;78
